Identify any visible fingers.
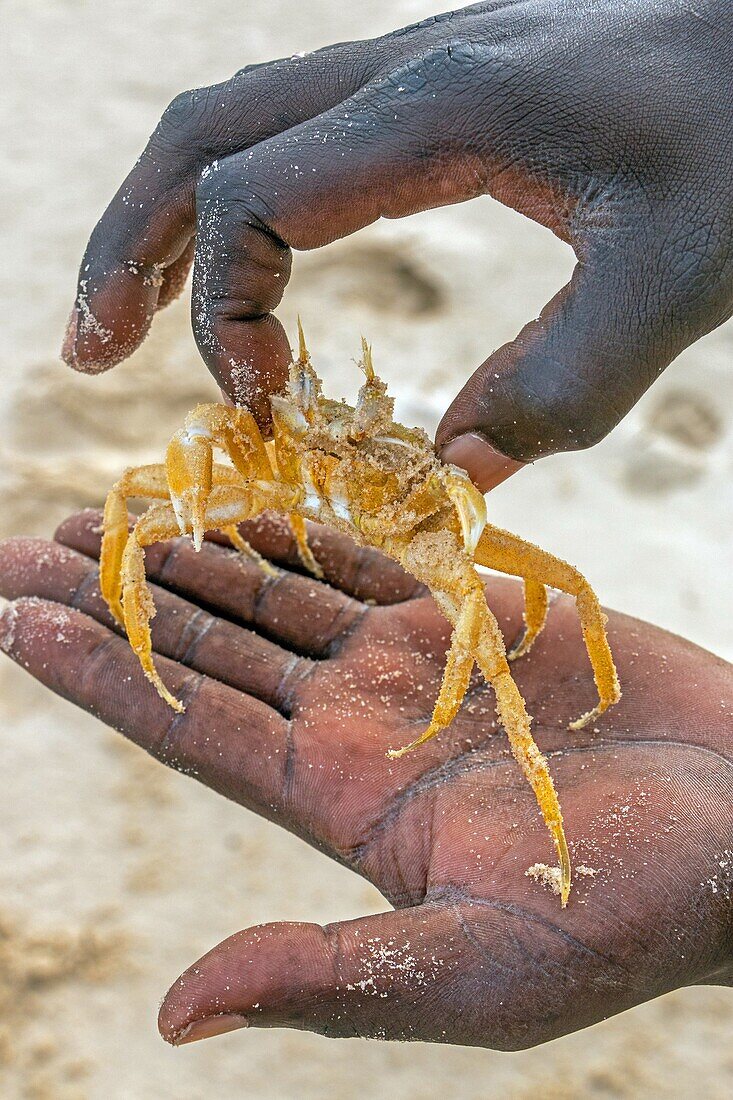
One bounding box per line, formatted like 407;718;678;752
61;43;384;380
207;513;423;605
0;536;307;712
62;10;502;380
156;237;196;310
437;205;733;484
0;596;293;815
54;510;368;658
158;892;635;1049
58;506;422;605
188;45;494;417
159;904;470;1045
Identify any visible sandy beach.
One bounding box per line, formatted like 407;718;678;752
2;2;732;1096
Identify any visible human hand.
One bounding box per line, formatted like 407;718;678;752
1;512;731;1048
62;1;733;489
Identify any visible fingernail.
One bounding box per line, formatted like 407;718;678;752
440;433;527;492
61;308;78;366
173;1013;249;1045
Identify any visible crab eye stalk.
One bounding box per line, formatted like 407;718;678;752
297;315;309;366
289;319;322;424
360;336;375;382
349;339;394;441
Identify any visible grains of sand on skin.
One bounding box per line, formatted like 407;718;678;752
345;937;444;998
0;598;77;653
525;863;599;897
702;850;733;898
0;602;20;654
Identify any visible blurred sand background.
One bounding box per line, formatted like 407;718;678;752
1;2;732;1097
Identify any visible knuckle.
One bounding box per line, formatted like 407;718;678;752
154;86;212;151
194;160;223;208
195;154;241;206
232;60;268;81
163;88;200;126
394;39;480;88
195;157;282;242
373;40;499;140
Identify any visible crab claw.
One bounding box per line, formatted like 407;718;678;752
271;394;309;439
288;320;322;424
166;418;213;551
441;468;487;557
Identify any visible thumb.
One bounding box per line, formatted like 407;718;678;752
436;212;732;490
159;905;465;1046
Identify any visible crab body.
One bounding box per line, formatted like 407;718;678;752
99;327;620;905
268;347;484;557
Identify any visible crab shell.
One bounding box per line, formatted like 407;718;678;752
269;339;487;560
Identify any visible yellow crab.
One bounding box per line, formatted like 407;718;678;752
100;325;620;905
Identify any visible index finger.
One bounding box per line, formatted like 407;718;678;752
62;43;383;378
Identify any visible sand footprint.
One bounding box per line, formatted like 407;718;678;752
622;388;724;495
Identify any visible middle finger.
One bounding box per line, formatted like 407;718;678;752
0;536;311;714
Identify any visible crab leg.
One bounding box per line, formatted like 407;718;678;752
288;514;324;579
166;401;324;577
387;586;483;756
118;481;300;710
508;579;549;660
100;465;173;625
475;524;620;728
100;463;260;625
119;502;184;711
166;404;273;550
471;601;571;906
387;536;571;903
454;585;570;905
223;523;278;578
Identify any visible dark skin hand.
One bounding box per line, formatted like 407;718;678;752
1;513;731;1048
62;0;733;489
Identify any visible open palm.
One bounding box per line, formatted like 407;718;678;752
1;511;731;1048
